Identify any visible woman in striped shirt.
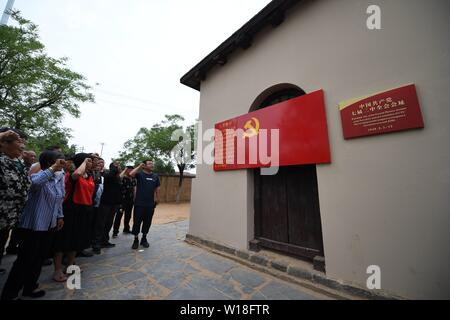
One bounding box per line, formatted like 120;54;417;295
1;151;65;300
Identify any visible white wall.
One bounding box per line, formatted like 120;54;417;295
189;0;450;299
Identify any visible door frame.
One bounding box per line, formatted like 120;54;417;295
250;84;325;263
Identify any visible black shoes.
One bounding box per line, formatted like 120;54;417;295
123;229;131;234
112;232;118;238
101;242;116;248
140;237;149;248
22;290;46;299
77;250;94;258
132;239;139;250
132;236;149;249
92;247;101;255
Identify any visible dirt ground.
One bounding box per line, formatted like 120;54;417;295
152;202;191;225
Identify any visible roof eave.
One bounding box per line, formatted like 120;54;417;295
180;0;301;91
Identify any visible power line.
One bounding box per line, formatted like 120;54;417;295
94;88;190;112
94;97;167;113
94;96;198;116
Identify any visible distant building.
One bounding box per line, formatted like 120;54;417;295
181;0;450;299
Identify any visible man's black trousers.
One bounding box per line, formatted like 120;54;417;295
113;202;133;233
132;206;155;236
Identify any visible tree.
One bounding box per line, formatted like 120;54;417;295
0;12;93;153
170;122;196;202
25;124;78;155
117;114;196;202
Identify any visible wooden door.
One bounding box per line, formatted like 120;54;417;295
254;165;324;260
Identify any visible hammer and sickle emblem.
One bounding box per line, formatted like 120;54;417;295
243;117;260;138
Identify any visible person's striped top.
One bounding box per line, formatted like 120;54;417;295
19;169;65;231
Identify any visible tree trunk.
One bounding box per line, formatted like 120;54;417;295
176;163;186;204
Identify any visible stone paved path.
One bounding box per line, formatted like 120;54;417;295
0;220;334;300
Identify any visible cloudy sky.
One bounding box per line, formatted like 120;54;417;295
2;0;271;164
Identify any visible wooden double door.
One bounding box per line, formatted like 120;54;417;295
254;164;324;260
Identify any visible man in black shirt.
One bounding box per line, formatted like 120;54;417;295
92;163;122;254
128;160;160;249
112;166;136;237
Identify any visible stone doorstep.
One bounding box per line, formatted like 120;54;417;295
184;234;404;301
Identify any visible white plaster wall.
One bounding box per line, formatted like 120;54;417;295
189;0;450;299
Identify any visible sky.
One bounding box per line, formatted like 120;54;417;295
1;0;271;165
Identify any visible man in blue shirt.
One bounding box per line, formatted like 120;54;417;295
129;159;160;249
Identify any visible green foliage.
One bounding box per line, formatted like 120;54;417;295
153;158;175;174
25;126;78;155
0;12;93;153
117;114;196;174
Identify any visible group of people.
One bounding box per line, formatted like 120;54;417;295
0;127;161;300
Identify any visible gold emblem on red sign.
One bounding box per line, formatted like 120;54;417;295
243;117;260;138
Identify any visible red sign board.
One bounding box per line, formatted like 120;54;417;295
339;84;424;139
214;89;331;171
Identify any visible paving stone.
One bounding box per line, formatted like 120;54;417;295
229;268;266;288
166;243;203;260
135;248;162;260
63;289;93;300
97;289;143;300
191;253;235;275
0;219;331;300
83;265;127;279
242;286;254;294
166;280;232;300
164;285;203;300
82;275;121;291
124;278;165;298
182;263;201;276
249;291;268;300
92;278;156;300
110;255;137;268
141;257;183;278
157;272;186;290
189;275;242;300
222;274;232;281
259;281;316;300
116;271;148;285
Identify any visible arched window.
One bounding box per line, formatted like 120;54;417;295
258;87;305;109
250;84;305;112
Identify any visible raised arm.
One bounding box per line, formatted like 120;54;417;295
72;158;92;180
119;167;128;179
129;163;144;178
28;163;41;176
30;159;65;188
